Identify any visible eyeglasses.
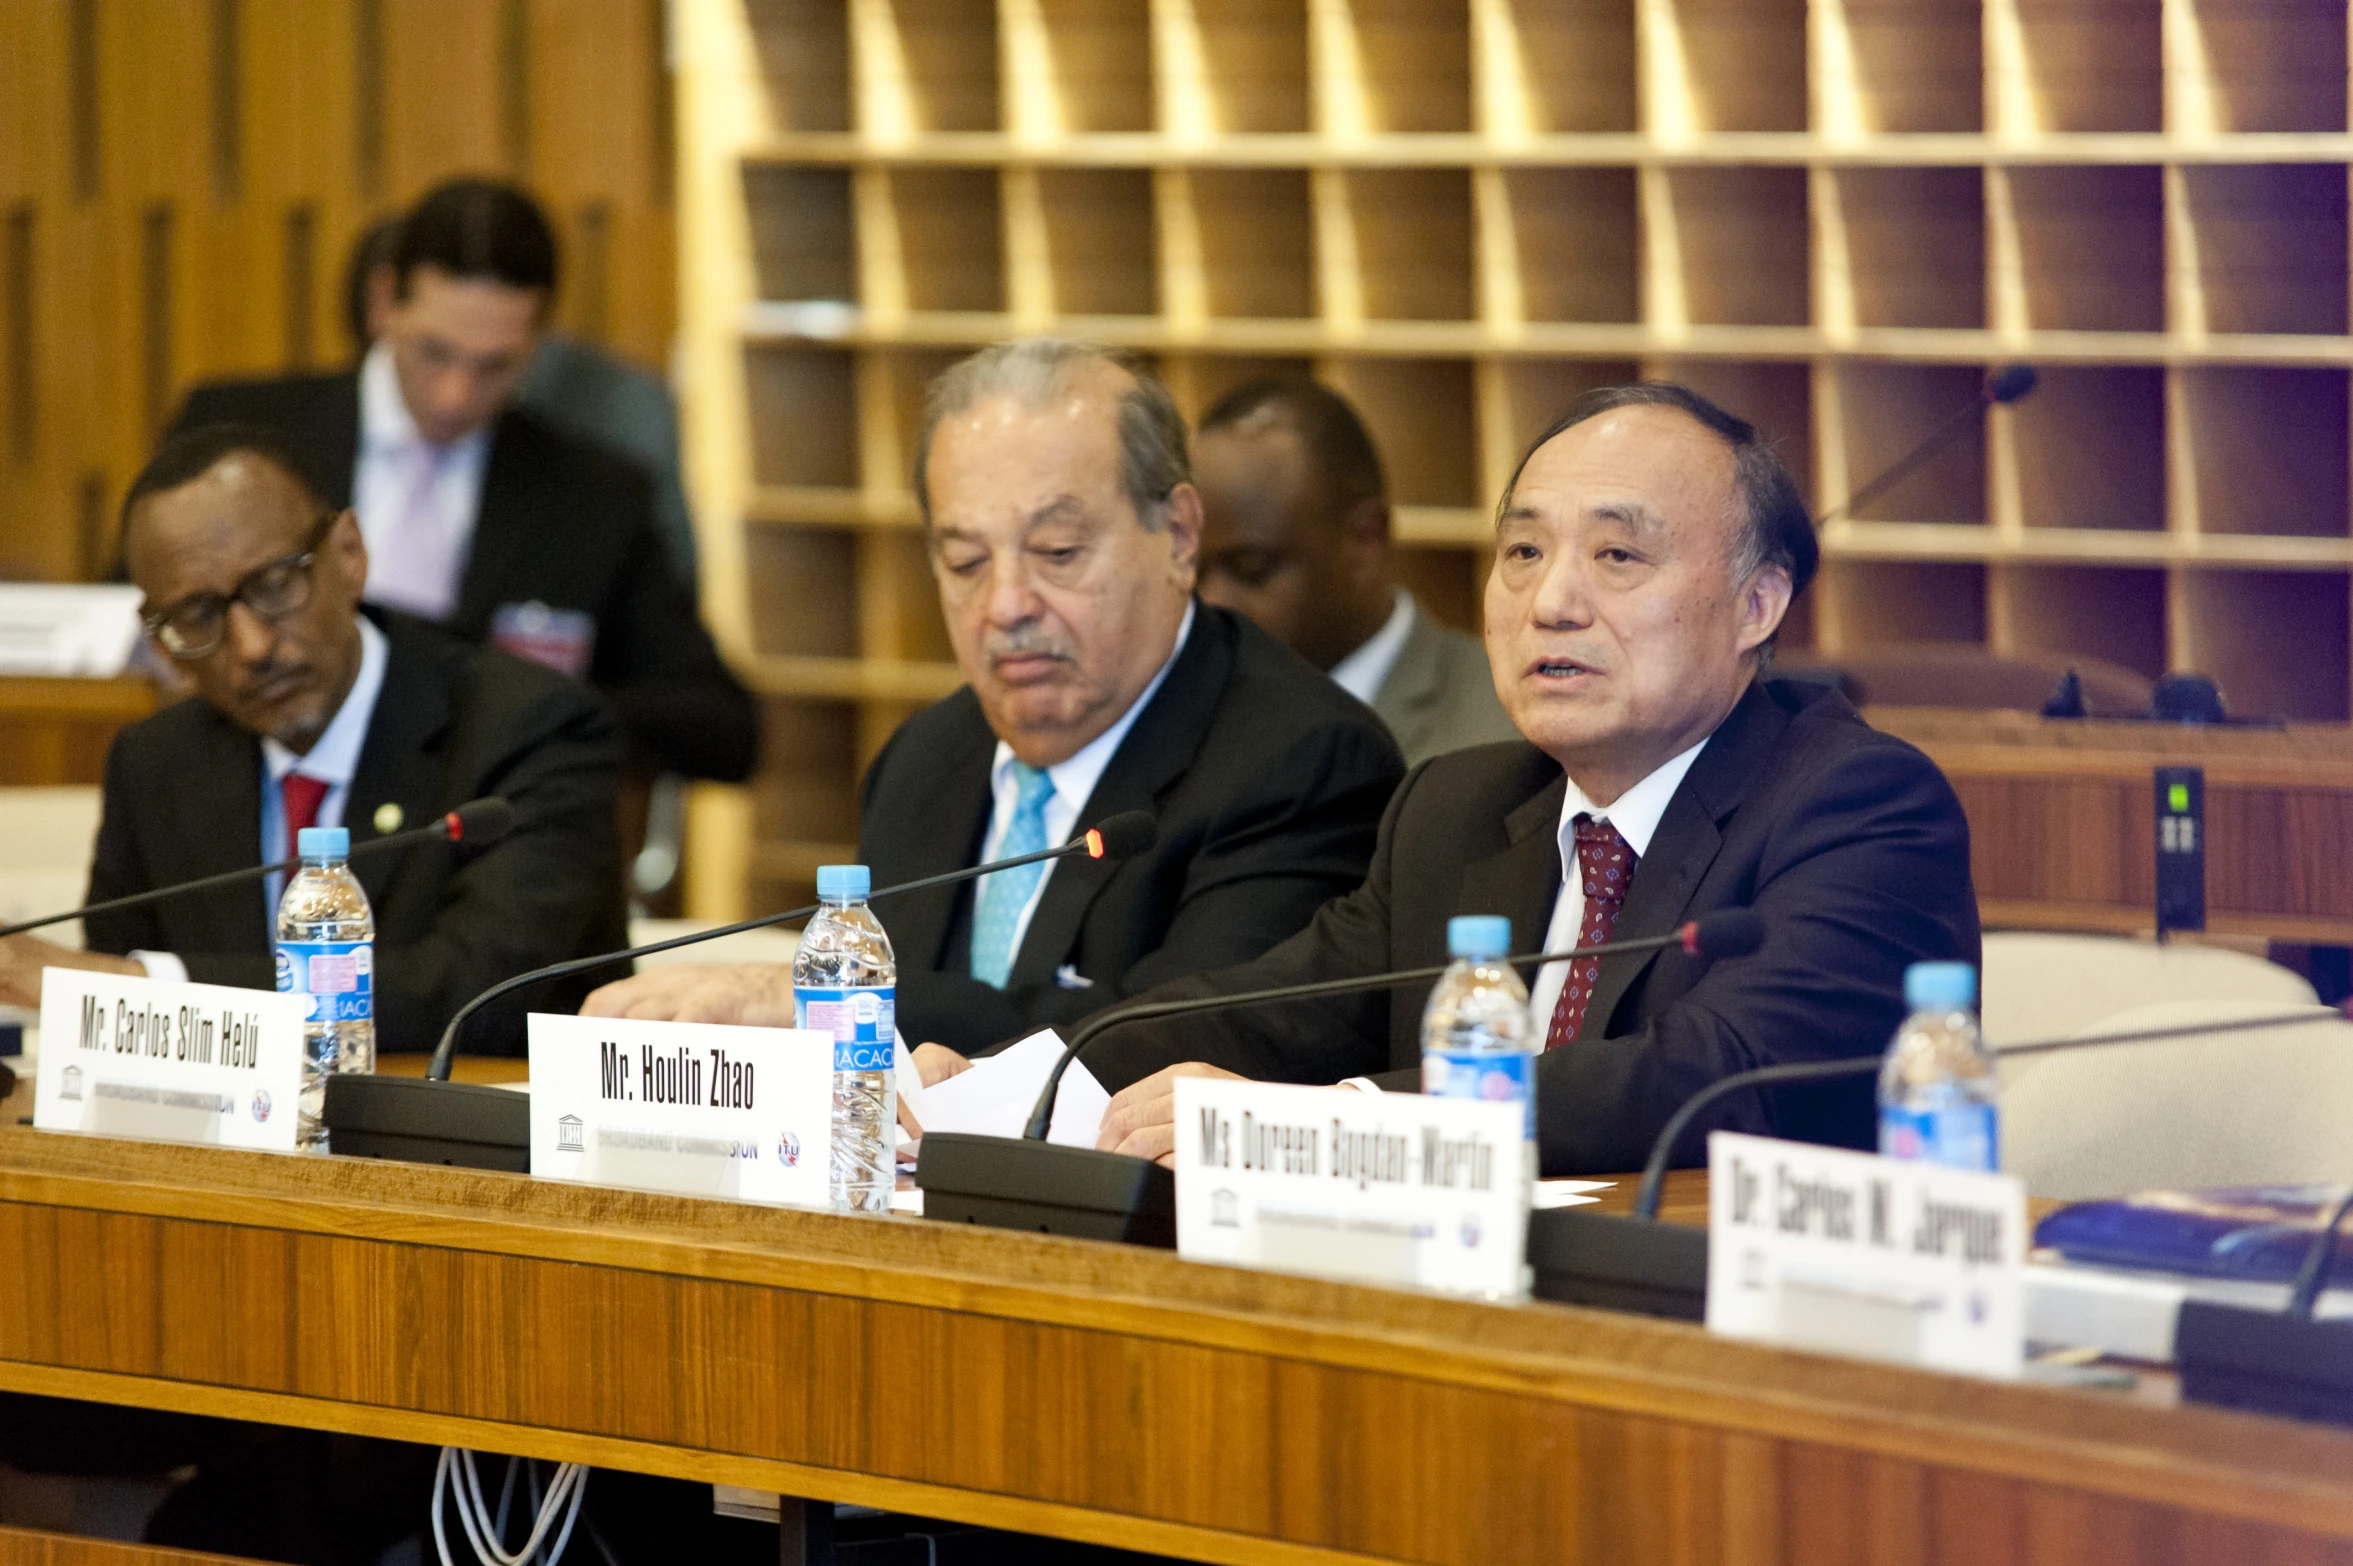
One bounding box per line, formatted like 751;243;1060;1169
142;514;338;660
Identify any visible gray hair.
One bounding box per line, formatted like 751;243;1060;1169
912;339;1190;531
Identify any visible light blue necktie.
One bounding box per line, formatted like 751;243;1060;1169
970;763;1055;989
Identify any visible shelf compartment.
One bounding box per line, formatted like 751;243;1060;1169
2012;366;2165;531
745;166;857;304
1039;168;1157;317
1162;355;1318;423
1505;169;1639;324
1497;0;1637;136
2180;366;2350;538
2178;0;2348;135
2180;165;2349;338
1837;167;1984;330
1496;359;1648;466
1393;546;1484;638
1341;0;1474;135
2003;564;2166;679
749;527;861;658
1036;0;1153;133
1191;0;1311;134
871;0;1001;133
1828;560;1988;645
1659;167;1811;328
750;695;862;911
1833;362;1985;524
1667;0;1807;134
1651;358;1816;504
1348;170;1475;322
750;0;853;132
2012;0;2162;134
2008;166;2164;333
746;347;860;489
1325;358;1479;508
888;167;1004;312
2183;568;2351;722
1836;0;1982;135
878;347;964;500
1193;169;1317;320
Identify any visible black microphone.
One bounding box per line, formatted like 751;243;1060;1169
421;808;1160;1080
915;909;1768;1249
0;796;517;942
1813;364;2037;528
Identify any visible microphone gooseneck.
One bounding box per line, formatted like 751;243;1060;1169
1813;364;2037;528
1020;909;1762;1142
424;812;1161;1081
0;796;516;943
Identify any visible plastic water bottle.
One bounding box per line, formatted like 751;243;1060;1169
1878;961;1999;1171
795;864;896;1214
1420;915;1535;1153
275;825;375;1152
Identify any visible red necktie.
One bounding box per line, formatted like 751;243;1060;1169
1544;814;1635;1050
282;774;331;859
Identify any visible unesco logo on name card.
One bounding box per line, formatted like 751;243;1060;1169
556;1114;585;1153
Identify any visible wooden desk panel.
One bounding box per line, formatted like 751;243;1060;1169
0;681;160;789
0;1525;271;1566
0;1131;2349;1565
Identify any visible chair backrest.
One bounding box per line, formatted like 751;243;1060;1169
0;787;103;949
627;918;800;971
1980;931;2315;1077
2001;999;2353;1200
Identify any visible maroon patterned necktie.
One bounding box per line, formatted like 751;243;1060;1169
282;773;331;859
1544;814;1636;1050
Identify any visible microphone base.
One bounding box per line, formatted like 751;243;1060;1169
915;1132;1175;1249
2178;1300;2353;1430
321;1074;529;1173
1526;1207;1708;1321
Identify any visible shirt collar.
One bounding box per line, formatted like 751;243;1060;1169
262;615;389;785
1327;588;1415;707
359;339;491;461
991;600;1196;808
1555;734;1709;870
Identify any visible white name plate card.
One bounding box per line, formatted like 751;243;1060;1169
1706;1131;2026;1378
1174;1078;1530;1298
35;969;308;1151
527;1013;833;1207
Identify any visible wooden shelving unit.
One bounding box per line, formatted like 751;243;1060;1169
675;0;2353;920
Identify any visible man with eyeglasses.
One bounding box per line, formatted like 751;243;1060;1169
0;423;629;1059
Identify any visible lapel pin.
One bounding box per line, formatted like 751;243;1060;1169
373;802;404;835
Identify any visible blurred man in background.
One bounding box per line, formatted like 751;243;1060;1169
1194;378;1516;765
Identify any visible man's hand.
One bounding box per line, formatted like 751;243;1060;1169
0;936;142;1008
910;1043;971;1088
581;963;795;1025
1095;1062;1246;1165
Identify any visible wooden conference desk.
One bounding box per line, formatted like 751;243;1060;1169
2;1126;2352;1565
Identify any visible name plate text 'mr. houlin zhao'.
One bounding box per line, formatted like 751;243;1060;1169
37;968;308;1151
1175;1077;1530;1298
529;1012;834;1206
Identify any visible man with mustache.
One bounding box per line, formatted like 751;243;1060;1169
583;339;1404;1057
0;423;628;1057
1085;384;1980;1174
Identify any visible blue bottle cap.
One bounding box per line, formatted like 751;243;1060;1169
816;863;871;901
297;826;349;859
1447;915;1511;960
1904;961;1977;1013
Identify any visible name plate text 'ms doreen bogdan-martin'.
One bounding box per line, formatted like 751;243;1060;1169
1174;1077;1530;1298
36;968;309;1151
528;1012;833;1207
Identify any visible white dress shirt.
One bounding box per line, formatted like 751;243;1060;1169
978;603;1195;968
1525;738;1710;1030
1327;589;1415;707
135;617;391;983
353;341;491;622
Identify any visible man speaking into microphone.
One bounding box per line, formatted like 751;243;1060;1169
1088;384;1981;1175
0;424;627;1056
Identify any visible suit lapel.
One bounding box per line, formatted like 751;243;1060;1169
173;705;270;941
1583;682;1790;1037
344;619;453;911
1370;605;1444;734
1006;606;1233;987
889;709;998;974
451;413;538;634
1456;768;1566;960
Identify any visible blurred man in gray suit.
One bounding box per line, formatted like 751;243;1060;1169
1194;379;1516;765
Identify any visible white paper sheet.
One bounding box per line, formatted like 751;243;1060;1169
1533;1179;1612;1209
904;1029;1108;1149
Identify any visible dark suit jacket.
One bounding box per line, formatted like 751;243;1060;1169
860;604;1405;1054
83;612;630;1058
171;371;758;782
1084;678;1982;1174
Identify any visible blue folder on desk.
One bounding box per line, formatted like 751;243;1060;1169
2036;1185;2353;1283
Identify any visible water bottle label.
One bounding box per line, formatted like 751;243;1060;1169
796;985;895;1073
1880;1102;1999;1172
274;940;373;1024
1422;1047;1535;1139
